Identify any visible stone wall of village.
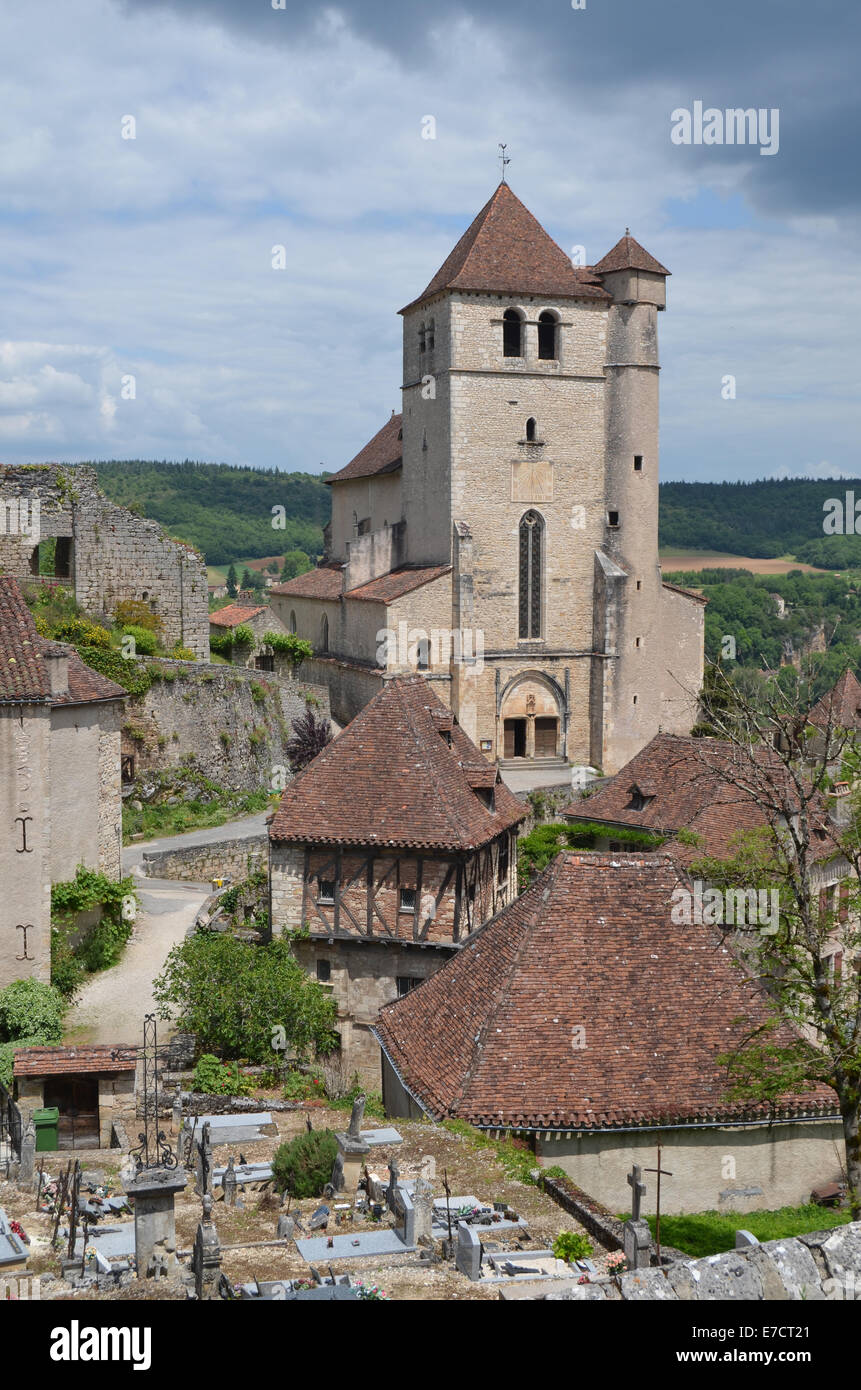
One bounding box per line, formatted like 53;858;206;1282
0;464;210;659
141;834;267;883
122;662;330;793
0;705;53;989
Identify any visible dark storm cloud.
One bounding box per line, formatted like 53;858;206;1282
121;0;861;216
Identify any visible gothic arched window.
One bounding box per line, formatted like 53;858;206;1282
538;310;558;360
289;610;297;635
503;308;523;358
518;510;543;639
526;417;537;442
320;614;329;652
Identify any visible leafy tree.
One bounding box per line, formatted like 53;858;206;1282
285;709;332;772
272;1128;338;1198
153;933;338;1061
280;549;313;582
697;659;861;1217
226;563;238;598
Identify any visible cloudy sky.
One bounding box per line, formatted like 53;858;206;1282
1;0;858;482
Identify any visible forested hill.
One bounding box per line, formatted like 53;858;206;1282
659;479;860;567
89;460;331;566
76;464;859;571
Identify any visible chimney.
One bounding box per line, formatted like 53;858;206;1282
42;642;69;697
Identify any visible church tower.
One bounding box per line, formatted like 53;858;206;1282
272;184;705;774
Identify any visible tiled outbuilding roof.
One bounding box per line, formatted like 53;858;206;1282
271;564;450;605
209;603;267;628
592;232;670;277
326;414;403;485
50;647;126;706
13;1045;137;1077
269;675;526;851
375;852;837;1130
401;183;609;312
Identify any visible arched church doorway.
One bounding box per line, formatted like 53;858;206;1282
499;674;564;761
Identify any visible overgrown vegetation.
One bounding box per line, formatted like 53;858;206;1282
442;1119;537;1184
191;1054;253;1096
517;821;667;886
50;866;139;996
553;1231;594;1263
122;762;272;843
0;980;67;1088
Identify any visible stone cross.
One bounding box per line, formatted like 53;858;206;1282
347;1094;366;1141
194;1122;213;1198
18;1119;36;1186
627;1163;646;1221
413;1174;434;1245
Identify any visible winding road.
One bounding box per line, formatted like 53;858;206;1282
64;813;268;1045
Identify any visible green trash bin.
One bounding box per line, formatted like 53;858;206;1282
33;1106;59;1152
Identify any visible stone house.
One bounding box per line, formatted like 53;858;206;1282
268;675;527;1083
0;464;209;660
208;601;289;671
375;852;842;1214
270;183;705;775
0;578;126;989
13;1045;137;1150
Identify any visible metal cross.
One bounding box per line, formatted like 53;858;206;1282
14;816;33;853
498;143;510;182
645;1145;673;1265
15;924;34;961
627;1163;646;1221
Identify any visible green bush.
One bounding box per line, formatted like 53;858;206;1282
232;624;254;647
271;1128;338;1199
553;1231;594;1263
263;631;314;674
49;616;112;648
281;1068;327;1102
121;624;158;656
0;1034;56;1090
192;1054;252;1096
0;980;66;1044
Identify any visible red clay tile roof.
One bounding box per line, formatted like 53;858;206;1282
0;577;52;701
565;734;836;866
272;564;450;605
0;578;124;706
662;579;708;605
269;675;526;851
13;1045;137;1076
401;183;610;312
593;232;670;277
326;414;403;485
375;852;837;1130
808;669;861;731
209;603;267;628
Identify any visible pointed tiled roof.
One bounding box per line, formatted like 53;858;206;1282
808;669;861;731
208;602;267;628
0;577;124;706
401;183;609;312
375;852;837;1130
593;232;670;276
326;414;403;485
269;675;526;851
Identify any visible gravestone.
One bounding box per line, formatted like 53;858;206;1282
194;1122;213;1198
331;1097;370;1197
735;1229;760;1249
193;1194;221;1300
413;1175;434;1245
277;1214;295;1240
222;1156;238;1207
623;1219;651;1271
456;1221;482;1280
123;1167;187;1279
18;1120;35;1186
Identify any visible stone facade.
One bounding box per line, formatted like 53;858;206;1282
273;190;705;775
0;464;209;660
0;703;53;989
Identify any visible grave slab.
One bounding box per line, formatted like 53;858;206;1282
295;1230;414;1262
0;1209;28;1270
183;1113;275;1146
212;1162;273;1187
358;1128;403;1146
72;1224;136;1260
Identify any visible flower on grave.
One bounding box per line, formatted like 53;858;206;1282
84;1246;97;1264
577;1274;591;1285
606;1251;628;1275
10;1220;28;1243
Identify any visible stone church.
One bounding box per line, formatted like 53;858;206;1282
271;183;705;774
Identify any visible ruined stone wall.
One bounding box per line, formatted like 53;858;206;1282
0;465;210;660
121;662;330;793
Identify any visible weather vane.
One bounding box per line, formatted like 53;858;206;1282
498;143;510;182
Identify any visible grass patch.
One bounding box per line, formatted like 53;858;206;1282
123;787;271;843
625;1204;852;1258
442;1118;536;1184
